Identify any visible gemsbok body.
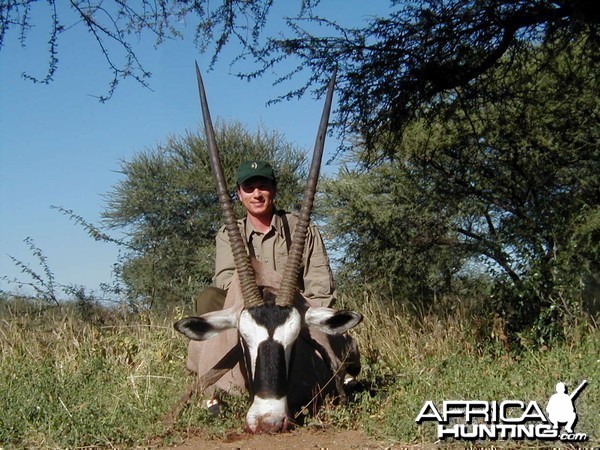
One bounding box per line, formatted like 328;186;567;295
172;63;362;434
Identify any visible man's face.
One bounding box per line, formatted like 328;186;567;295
237;177;276;219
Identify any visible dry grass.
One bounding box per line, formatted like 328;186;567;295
334;291;599;446
1;295;598;448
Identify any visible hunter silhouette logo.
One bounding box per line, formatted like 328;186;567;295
415;379;589;442
546;380;587;435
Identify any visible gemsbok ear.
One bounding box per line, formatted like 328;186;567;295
174;309;238;341
305;307;363;335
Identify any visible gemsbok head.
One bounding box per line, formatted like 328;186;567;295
173;63;362;434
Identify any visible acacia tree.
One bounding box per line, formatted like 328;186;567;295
3;1;597;124
5;0;598;334
103;121;307;306
324;38;599;344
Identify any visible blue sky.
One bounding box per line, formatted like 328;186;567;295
0;2;388;299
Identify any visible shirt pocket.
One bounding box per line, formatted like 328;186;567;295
274;243;289;271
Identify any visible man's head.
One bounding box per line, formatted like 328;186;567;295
236;161;277;220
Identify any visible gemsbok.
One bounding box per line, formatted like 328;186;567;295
171;63;363;434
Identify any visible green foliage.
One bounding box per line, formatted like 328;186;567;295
324;38;599;345
0;297;249;447
334;294;600;445
2;236;113;310
4;1;598;119
4;237;61;307
322;166;472;306
0;301;178;447
102;121;307;307
1;295;597;448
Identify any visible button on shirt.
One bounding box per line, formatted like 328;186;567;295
213;211;336;307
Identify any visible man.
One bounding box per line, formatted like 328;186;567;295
194;160;359;414
196;160;336;314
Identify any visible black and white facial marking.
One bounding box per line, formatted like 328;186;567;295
239;303;301;433
175;304;362;434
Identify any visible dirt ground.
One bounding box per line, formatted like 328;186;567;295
164;428;395;449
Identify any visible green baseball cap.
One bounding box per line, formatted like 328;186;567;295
236;160;276;185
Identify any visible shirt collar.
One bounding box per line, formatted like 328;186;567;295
243;211;284;240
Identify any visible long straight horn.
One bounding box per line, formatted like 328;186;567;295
195;62;262;306
277;67;338;305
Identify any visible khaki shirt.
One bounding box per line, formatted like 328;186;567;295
213;211;336;307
